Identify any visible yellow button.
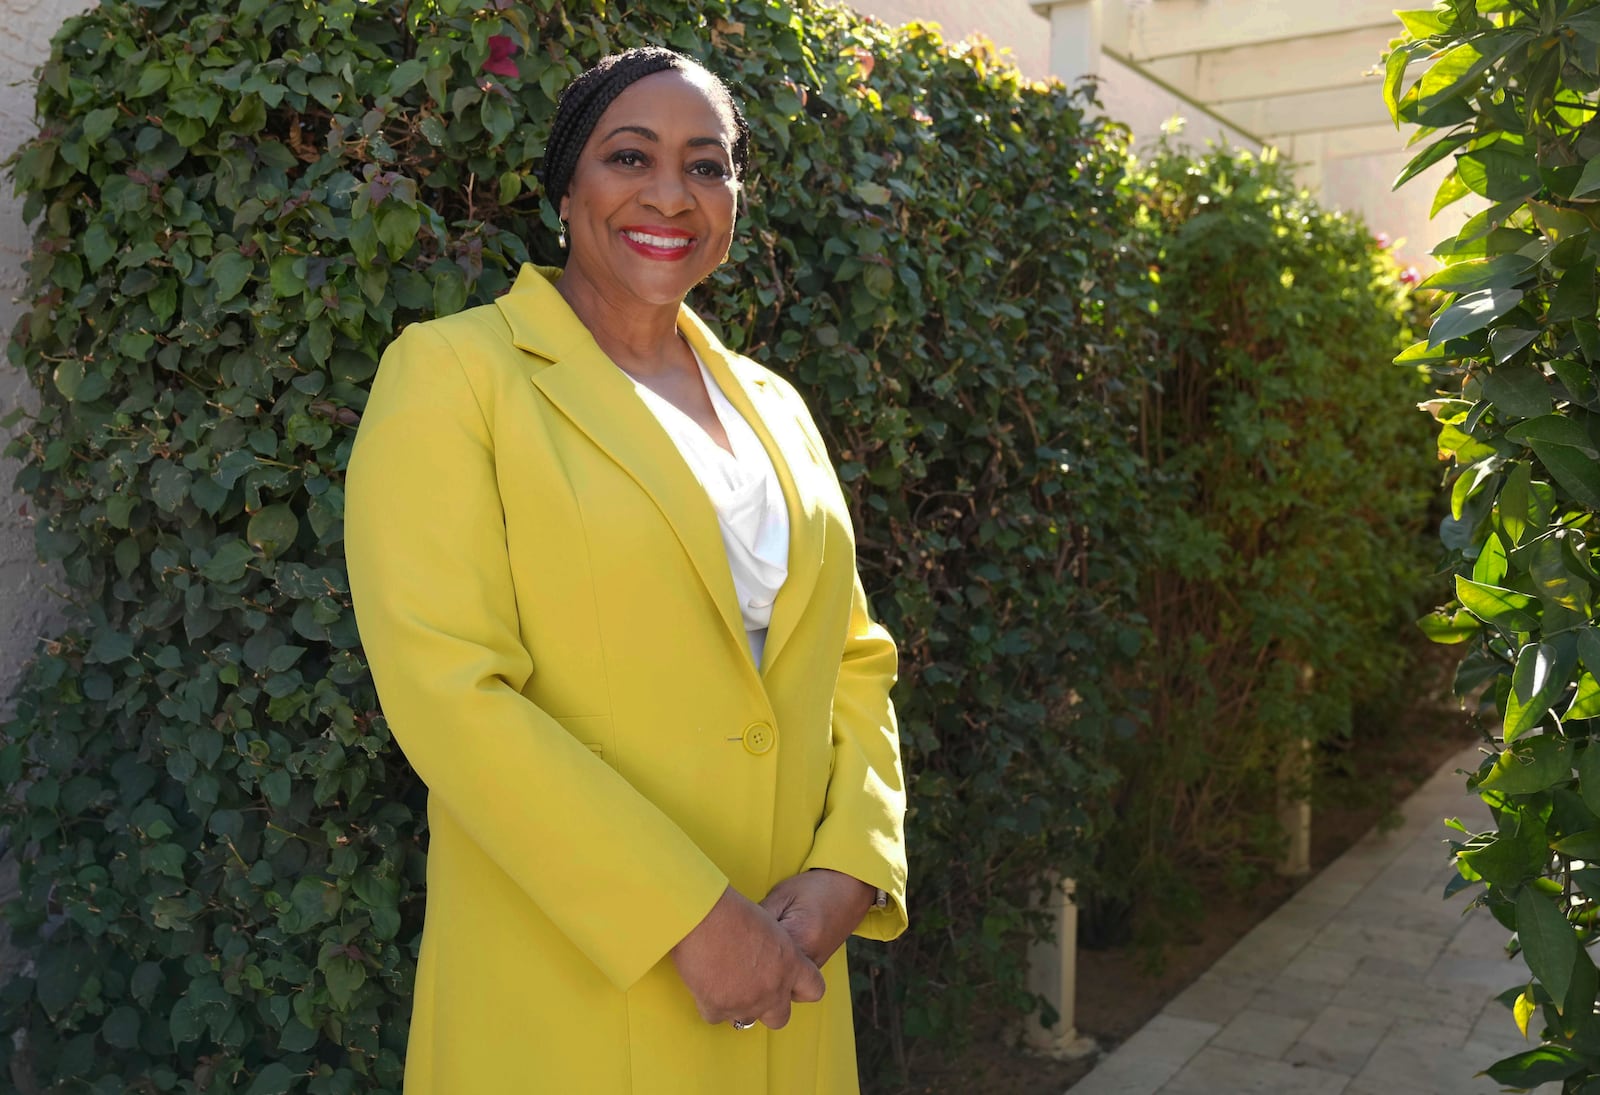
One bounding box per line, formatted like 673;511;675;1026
742;722;776;756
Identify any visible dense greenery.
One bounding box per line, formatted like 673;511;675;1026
0;0;1434;1090
0;1;1151;1089
1082;145;1435;937
1390;0;1600;1089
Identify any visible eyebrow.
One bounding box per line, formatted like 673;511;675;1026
599;125;729;153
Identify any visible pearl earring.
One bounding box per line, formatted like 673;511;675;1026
558;220;568;249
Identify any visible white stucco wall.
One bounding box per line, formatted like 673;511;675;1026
0;0;93;718
857;0;1053;79
1322;152;1475;272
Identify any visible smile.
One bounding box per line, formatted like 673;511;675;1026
619;228;697;262
622;230;694;249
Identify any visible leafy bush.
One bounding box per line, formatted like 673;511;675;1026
1078;144;1436;939
0;0;1153;1089
1390;1;1600;1089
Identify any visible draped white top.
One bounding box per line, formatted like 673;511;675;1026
631;352;791;666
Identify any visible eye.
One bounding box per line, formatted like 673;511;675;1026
607;149;648;167
690;160;731;179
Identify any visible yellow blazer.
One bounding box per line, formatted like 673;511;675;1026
345;264;907;1094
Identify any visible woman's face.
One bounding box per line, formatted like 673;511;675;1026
559;68;740;311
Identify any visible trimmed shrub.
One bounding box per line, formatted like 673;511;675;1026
1082;144;1436;938
0;0;1152;1090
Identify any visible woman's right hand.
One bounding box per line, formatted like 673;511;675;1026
670;885;826;1029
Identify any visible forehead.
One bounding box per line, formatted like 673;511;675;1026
593;67;736;141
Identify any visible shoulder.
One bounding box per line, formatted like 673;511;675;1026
388;302;515;366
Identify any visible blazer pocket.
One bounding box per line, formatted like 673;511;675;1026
556;714;614;767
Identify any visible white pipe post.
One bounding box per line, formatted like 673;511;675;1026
1024;876;1097;1058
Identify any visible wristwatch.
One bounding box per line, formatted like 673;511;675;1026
872;888;888;910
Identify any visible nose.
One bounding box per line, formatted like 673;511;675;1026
639;163;693;217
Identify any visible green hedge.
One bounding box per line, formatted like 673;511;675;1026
0;1;1152;1090
1077;145;1437;936
0;0;1441;1089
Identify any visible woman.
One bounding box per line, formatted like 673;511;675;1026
345;46;908;1093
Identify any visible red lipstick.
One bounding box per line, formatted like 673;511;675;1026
618;226;696;261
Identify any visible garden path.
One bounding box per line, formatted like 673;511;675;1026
1067;742;1529;1095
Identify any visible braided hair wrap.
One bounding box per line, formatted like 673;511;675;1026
539;46;751;211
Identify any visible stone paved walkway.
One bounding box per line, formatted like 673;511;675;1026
1069;742;1534;1095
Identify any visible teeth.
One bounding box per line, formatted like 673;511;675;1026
625;231;692;249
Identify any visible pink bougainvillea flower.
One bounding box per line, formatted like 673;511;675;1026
1399;265;1421;286
483;35;519;78
1374;231;1391;249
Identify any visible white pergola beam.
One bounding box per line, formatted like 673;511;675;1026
1192;28;1389;103
1229;83;1392;139
1121;0;1401;61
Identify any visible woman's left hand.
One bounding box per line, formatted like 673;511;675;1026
760;869;876;971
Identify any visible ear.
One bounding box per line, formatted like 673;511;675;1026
559;196;570;222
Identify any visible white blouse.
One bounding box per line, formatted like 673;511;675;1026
631;352;791;666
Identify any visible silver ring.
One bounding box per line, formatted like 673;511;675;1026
731;1019;755;1031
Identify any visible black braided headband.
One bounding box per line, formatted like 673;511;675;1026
539;46;751;209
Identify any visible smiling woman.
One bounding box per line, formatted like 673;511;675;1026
342;46;908;1095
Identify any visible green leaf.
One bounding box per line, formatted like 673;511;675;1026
1458;146;1541;203
1581;628;1600;677
1529;439;1600;510
1554;828;1600;859
101;1005;141;1049
1485;1046;1586;1086
1529;534;1592;615
376;204;421;259
1397;9;1450;40
323;955;366;1010
270;255;306;298
1490;325;1539;365
1573;156;1600;200
1416;254;1535;294
1415;31;1532;113
1481;367;1554;420
243;1062;296;1095
1506;414;1600;457
208;251;254;303
1429;287;1524;346
1529;200;1593;241
388;57;428;97
1479;733;1573;793
1549;259;1599;323
1498;461;1534;545
1569;673;1600;720
1418;607;1483;644
1473;530;1510;586
1506;638;1579;741
200;540;256;582
1456;574;1542;633
247;505;300;560
1516;887;1580;1008
1432;169;1473;218
1564;8;1600;44
1395;338;1460;365
1385;46;1412;127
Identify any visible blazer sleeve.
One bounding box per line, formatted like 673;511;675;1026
344;322;729;992
789;398;910;941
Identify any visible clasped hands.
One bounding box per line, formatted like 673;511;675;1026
670;869;875;1030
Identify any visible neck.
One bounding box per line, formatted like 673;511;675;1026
555;267;690;379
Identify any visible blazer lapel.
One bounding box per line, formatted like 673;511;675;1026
679;311;825;677
496;266;750;661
